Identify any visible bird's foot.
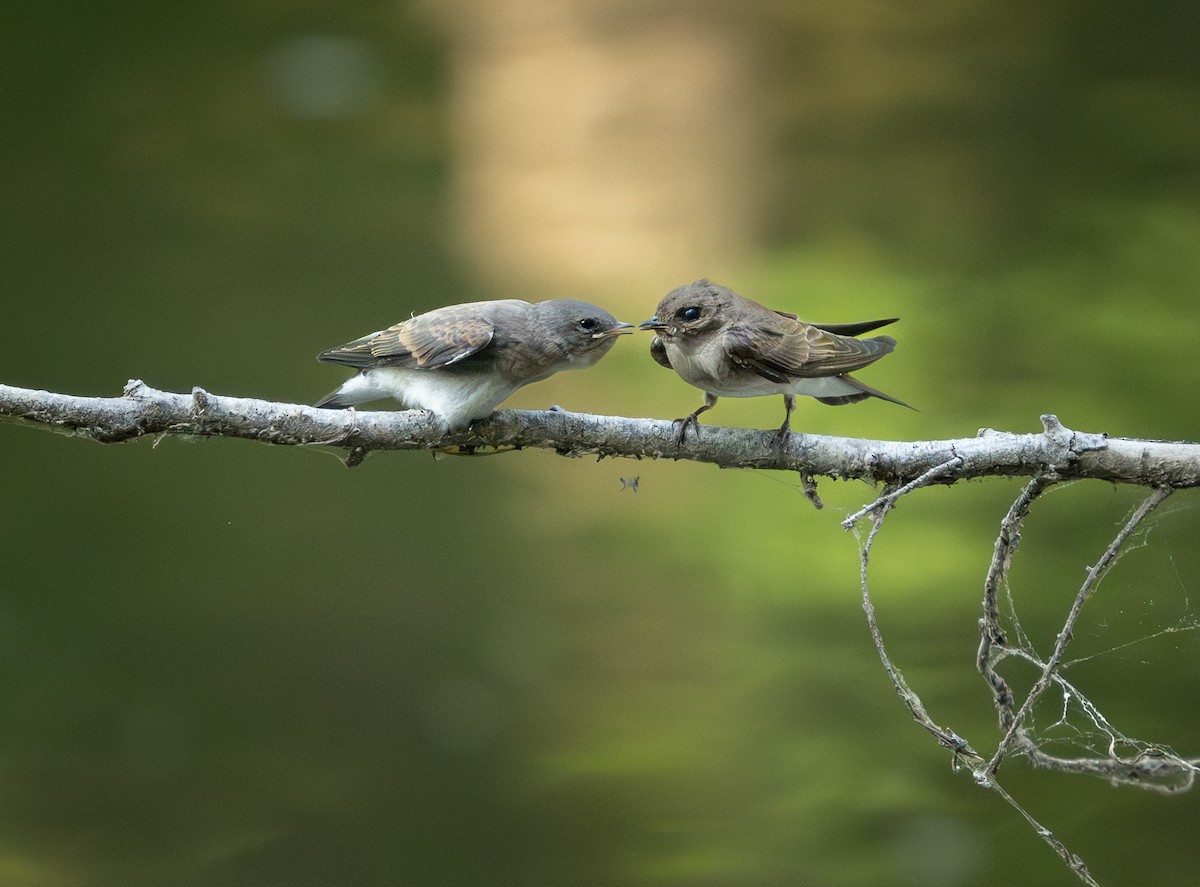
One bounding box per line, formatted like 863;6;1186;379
672;414;701;445
773;419;793;452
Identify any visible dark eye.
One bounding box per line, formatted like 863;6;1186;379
680;306;702;322
579;317;598;332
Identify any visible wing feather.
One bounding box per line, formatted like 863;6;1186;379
725;318;896;380
318;301;524;369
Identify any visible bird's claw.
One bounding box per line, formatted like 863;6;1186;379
672;414;700;445
773;421;793;451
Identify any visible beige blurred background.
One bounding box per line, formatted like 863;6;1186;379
2;3;1199;886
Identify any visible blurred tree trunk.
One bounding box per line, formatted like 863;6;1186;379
423;0;771;296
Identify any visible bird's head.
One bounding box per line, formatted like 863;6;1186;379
638;278;731;340
539;300;635;368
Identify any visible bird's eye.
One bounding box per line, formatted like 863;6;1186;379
579;317;598;332
680;306;702;322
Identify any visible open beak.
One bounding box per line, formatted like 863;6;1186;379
593;322;636;338
638;317;667;332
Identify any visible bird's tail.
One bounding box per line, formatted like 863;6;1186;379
312;371;392;409
313;388;359;409
816;374;914;409
813;318;899;337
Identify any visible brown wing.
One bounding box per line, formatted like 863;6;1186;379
649;335;673;369
318;301;520;369
725;316;896;381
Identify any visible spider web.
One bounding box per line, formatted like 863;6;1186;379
849;471;1200;886
989;513;1200;793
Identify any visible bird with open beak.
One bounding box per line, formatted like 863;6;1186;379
316;298;634;431
640;279;910;444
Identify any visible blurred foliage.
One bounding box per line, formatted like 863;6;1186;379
2;2;1200;886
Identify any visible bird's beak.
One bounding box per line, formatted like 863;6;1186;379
638;317;667;332
593;322;636;338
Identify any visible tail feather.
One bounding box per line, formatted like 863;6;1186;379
813;318;899;337
313;372;381;409
816;374;914;409
313;388;358;409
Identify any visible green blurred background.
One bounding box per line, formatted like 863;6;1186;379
3;2;1200;885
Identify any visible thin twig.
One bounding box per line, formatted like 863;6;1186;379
986;779;1102;887
984;485;1176;779
855;475;1110;886
978;476;1056;734
855;493;983;765
990;645;1200;792
842;456;965;528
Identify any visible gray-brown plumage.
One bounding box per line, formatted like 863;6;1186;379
316;299;633;430
640;279;910;443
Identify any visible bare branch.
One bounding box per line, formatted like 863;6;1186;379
984;485;1175;779
855;495;984;767
975;483;1200;796
993;644;1200;792
977;480;1200;792
842;455;966;527
3;381;1200;486
978;476;1057;735
985;779;1102;887
854;484;1099;887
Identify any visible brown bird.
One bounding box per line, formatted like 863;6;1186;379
316;299;633;430
639;279;910;443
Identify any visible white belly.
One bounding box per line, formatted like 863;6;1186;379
339;367;518;430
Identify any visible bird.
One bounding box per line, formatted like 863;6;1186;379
639;279;910;443
315;298;634;430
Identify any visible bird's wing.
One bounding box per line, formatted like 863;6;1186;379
725;318;896;381
318;303;504;369
649;335;673;369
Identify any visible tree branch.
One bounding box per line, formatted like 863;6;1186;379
2;381;1199;483
853;481;1102;887
984;485;1173;776
8;378;1197;886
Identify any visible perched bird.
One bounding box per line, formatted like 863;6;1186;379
639;279;910;443
316;299;633;430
